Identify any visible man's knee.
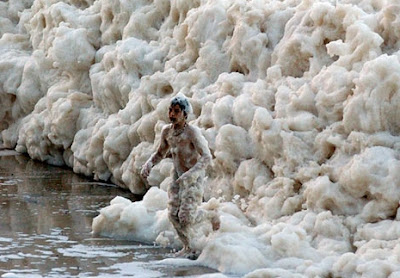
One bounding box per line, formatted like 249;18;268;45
181;186;202;207
168;203;179;217
179;215;189;227
178;206;195;227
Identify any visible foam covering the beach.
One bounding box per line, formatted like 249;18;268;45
1;0;400;276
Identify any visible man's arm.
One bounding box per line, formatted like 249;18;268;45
141;126;170;179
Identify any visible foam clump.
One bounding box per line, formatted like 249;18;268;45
92;187;173;244
1;0;400;276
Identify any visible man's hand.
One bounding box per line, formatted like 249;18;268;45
141;162;152;179
176;173;190;185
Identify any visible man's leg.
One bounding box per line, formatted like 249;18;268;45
180;175;220;233
167;175;191;254
178;177;203;256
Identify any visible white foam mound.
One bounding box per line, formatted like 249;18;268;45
1;0;400;276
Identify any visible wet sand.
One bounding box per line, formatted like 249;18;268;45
0;151;219;277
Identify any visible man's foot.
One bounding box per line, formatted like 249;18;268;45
174;247;190;258
174;247;199;260
185;250;199;260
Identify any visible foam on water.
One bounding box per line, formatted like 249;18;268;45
1;0;400;276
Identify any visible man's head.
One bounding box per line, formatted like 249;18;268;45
169;95;192;121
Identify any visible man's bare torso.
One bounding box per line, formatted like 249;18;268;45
163;124;201;176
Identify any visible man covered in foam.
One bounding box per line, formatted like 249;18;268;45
141;94;219;259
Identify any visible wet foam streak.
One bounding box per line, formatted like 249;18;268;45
1;0;400;276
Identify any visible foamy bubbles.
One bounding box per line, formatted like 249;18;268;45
1;0;400;276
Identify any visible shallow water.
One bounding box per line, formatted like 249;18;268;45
0;151;219;278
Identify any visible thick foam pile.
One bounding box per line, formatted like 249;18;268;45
1;0;400;276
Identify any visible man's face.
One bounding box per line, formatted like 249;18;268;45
169;104;185;124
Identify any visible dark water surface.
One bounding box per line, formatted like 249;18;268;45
0;151;219;278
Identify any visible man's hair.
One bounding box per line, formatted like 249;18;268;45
170;95;192;117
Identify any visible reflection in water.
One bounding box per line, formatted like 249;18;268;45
0;152;218;277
